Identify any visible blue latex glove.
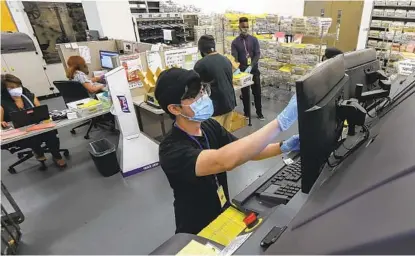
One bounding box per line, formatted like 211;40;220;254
281;134;300;153
244;66;252;73
277;94;298;131
233;68;241;75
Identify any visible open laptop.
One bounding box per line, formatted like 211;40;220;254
9;105;50;128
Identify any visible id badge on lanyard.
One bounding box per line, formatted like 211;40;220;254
243;39;251;66
175;123;227;208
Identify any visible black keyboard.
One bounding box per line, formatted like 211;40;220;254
256;159;302;205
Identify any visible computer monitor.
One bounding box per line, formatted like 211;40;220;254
99;50;119;69
344;48;380;99
10;105;49;128
296;54;349;193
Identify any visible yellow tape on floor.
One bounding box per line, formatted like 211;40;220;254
198;207;246;246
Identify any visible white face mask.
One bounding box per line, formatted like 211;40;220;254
8;87;23;97
240;27;249;35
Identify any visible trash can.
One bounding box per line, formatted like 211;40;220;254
88;138;120;177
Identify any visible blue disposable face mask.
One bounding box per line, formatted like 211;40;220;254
180;94;214;122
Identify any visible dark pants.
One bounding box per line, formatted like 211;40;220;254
241;73;262;116
17;130;62;159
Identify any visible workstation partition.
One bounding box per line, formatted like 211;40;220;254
56;40;154;97
55;39;166;176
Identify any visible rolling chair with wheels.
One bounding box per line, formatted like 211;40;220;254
1;143;70;174
53;80;113;139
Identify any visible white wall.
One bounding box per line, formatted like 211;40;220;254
82;0;136;41
174;0;305;15
357;0;374;49
82;1;103;35
6;1;66;88
6;1;40;52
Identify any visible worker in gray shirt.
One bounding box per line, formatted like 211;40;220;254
231;17;264;120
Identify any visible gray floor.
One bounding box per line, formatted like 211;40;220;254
1;90;296;254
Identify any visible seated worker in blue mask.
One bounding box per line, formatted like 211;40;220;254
155;68;300;234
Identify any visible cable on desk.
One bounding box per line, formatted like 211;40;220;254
326;125;370;168
379;87;415;119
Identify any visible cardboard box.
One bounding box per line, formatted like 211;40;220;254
229;111;247;132
233;73;253;87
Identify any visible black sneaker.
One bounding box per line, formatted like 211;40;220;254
257;115;265;121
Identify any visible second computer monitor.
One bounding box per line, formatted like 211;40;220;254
296;54;349;193
100;50;119;69
344;48;380;99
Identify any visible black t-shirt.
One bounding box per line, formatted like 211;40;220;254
194;54;236;116
159;119;238;234
1;87;35;122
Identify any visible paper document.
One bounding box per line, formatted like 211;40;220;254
398;59;415;75
198;206;246;246
64;43;71;49
164;47;198;70
219;233;252;256
176;240;218;256
151;44;161;51
146;51;163;73
163;29;173;40
79;46;91;63
123;42;133;53
70;43;79;49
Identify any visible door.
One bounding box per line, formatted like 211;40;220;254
3;52;52;97
303;1;364;52
303;1;334;46
331;1;364;52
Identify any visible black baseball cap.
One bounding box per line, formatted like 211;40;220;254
324;47;343;59
155;68;202;117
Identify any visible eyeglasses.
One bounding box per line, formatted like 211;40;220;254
181;82;211;101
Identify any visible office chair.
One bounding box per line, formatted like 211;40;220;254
53;80;113;139
1;143;70;174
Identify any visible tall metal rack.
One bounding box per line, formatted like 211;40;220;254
366;1;415;74
1;182;25;255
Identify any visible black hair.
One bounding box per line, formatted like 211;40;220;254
198;35;216;55
324;47;343;60
239;17;248;23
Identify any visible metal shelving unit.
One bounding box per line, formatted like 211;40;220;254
372;15;415;21
133;13;196;44
366;2;415;73
129;0;160;13
1;182;25;255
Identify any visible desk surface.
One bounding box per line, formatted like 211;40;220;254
132;95;165;115
0;108;110;145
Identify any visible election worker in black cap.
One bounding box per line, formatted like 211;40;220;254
155;68;301;234
322;47;343;61
194;35;236;131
